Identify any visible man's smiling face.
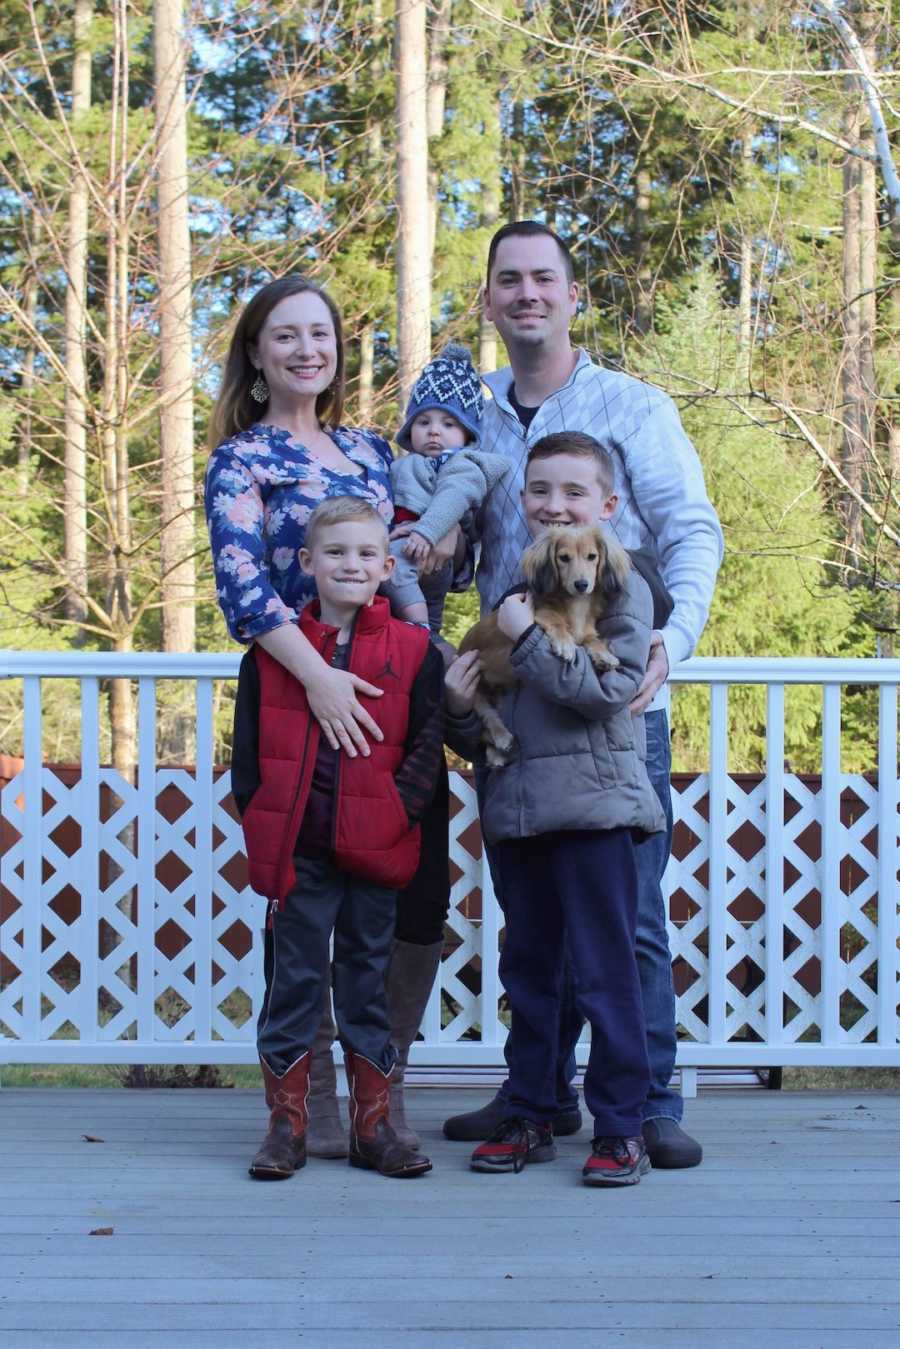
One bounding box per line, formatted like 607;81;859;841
484;233;578;357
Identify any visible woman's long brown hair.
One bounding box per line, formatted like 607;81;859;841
207;275;346;450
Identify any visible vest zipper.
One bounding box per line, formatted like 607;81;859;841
331;615;358;849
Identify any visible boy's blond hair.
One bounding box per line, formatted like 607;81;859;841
303;495;389;553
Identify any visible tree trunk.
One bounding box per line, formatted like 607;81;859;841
633;165;652;337
18;221;39;497
737;123;755;377
395;0;431;406
840;85;866;571
63;0;93;627
509;101;527;221
358;322;375;424
154;0;195;662
426;0;451;263
479;93;501;374
858;9;878;467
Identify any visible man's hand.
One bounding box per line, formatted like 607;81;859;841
403;531;432;566
629;630;669;713
445;649;482;716
497;591;535;643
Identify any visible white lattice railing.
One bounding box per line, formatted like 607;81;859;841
0;653;898;1083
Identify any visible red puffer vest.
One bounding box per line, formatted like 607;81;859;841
242;597;429;906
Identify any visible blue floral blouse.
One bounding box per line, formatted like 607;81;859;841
204;423;395;643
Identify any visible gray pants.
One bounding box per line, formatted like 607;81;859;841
384;542;454;636
256;853;398;1074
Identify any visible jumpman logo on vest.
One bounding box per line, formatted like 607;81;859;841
375;657;399;681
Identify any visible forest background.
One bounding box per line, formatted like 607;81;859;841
0;0;898;778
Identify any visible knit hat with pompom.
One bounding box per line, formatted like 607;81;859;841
396;342;484;450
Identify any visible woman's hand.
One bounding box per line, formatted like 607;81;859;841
403;531;432;566
303;664;385;757
445;649;482;716
497;591;534;643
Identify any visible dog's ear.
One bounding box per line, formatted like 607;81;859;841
597;529;631;603
522;533;559;598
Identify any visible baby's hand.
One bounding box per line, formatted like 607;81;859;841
404;531;432;566
497;591;535;642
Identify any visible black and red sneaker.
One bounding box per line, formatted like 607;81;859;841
470;1117;556;1173
582;1135;650;1187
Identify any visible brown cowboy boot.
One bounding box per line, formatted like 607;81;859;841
248;1052;311;1180
307;979;350;1159
386;938;444;1149
344;1050;432;1179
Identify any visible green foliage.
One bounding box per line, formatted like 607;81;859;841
632;268;874;771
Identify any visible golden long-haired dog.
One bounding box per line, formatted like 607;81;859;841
459;524;631;764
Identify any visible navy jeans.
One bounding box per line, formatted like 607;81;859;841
496;829;650;1137
493;709;681;1124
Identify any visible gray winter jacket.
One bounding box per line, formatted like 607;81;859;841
447;566;667;845
390;447;510;546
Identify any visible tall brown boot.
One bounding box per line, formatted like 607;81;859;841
306;977;349;1159
386;939;444;1149
345;1050;432;1178
249;1053;311;1180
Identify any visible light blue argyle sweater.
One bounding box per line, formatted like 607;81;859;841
476;351;724;701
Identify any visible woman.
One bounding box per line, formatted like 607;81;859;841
205;275;451;1157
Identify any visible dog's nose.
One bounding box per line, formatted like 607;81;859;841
574;579;589;592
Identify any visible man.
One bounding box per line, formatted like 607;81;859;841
443;221;724;1168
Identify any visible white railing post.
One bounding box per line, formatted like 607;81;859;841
194;678;215;1046
707;683;729;1048
79;678;101;1043
136;680;157;1043
764;684;785;1049
22;676;42;1046
820;684;842;1046
877;682;898;1046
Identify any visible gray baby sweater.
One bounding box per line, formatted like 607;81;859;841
390;448;510;545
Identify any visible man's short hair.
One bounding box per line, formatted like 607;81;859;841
486;220;575;285
304;495;389;553
525;432;615;498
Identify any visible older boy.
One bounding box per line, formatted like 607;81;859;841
446;435;667;1185
232;497;444;1181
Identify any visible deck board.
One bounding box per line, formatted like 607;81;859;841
1;1087;899;1346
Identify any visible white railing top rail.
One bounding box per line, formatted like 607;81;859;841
2;650;899;684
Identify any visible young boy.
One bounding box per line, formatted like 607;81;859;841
386;342;509;643
231;497;445;1181
445;432;667;1186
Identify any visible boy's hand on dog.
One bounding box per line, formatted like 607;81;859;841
445;650;482;715
629;630;669;713
497;591;534;643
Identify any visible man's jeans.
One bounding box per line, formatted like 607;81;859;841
493;709;681;1123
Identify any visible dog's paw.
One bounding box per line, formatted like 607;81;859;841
546;635;577;663
586;641;619;671
485;739;516;767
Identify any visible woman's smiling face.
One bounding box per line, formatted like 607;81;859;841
249;292;338;407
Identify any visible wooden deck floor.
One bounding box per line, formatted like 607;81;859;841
1;1086;899;1348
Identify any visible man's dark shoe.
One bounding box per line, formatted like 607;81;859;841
470;1117;556;1173
444;1091;582;1142
582;1135;650;1187
642;1117;703;1169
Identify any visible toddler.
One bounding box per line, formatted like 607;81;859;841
387;342;509;642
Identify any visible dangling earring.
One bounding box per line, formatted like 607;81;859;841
250;370;269;403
